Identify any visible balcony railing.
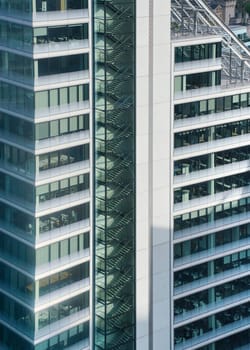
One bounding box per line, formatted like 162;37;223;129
174;211;250;242
32;9;89;25
174;133;250;160
33;39;89;57
174;263;250;297
175;289;250;326
174;236;250;270
175;316;250;350
174;160;250;188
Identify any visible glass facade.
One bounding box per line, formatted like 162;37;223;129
174;171;250;203
0;21;88;53
175;302;250;345
0;81;89;118
0;262;35;302
0;0;88;17
0;0;91;349
174;196;250;232
0;321;89;350
35;0;88;12
174;120;250;148
175;274;250;316
174;70;221;92
174;144;250;176
175;92;250;120
0;52;89;83
94;0;136;349
38;144;89;171
39;262;89;296
175;42;221;63
174;223;250;259
172;28;250;348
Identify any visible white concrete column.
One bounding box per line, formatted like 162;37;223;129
136;1;172;349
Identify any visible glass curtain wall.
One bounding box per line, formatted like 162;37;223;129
94;0;136;349
0;0;91;348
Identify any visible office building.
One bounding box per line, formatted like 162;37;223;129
0;0;250;349
0;1;91;349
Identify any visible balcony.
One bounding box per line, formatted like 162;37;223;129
174;237;250;270
32;9;89;26
174;133;250;161
174;289;250;327
0;307;89;343
33;39;89;58
37;189;90;217
34;100;90;122
36;160;90;183
174;107;250;133
36;218;90;246
34;70;89;89
36;278;90;311
35;130;90;155
174;212;250;243
174;160;250;188
65;339;89;350
174;83;250;104
174;185;250;216
174;58;221;76
174;263;250;297
175;316;250;350
0;130;90;156
35;248;90;279
35;308;89;343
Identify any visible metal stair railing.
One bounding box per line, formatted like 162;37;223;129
171;0;250;83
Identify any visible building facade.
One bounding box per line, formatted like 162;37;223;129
0;1;92;349
0;0;250;350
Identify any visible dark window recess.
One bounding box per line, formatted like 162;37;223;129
38;54;89;76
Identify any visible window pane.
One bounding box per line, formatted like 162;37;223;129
50;120;59;137
37;122;49;140
69;116;77;132
60;119;68;134
50;89;58;107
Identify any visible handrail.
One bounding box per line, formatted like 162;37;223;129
171;0;250;82
194;0;250;59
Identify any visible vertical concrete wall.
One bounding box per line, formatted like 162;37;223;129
136;1;172;349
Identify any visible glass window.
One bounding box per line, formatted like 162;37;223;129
60;118;68;134
69;116;77;132
35;0;88;12
60;87;68;105
70;236;78;254
50;181;59;198
50;242;59;261
174;76;182;93
241;93;247;107
49;89;58;107
60;240;68;258
35;90;48;109
199;100;207;115
37;246;49;265
232;95;240;109
50;152;59;168
69;86;77;103
50;120;59;137
37;122;49;140
37;184;49;202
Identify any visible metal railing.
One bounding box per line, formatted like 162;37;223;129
171;0;250;84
